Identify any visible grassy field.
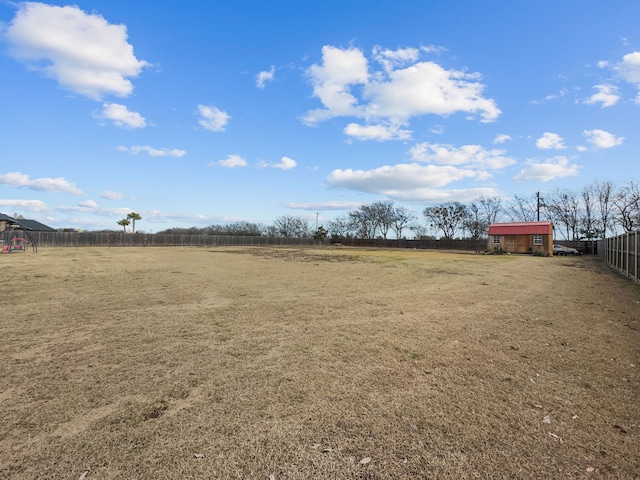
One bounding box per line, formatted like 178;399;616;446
0;246;638;479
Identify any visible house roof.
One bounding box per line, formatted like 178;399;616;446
0;213;56;232
488;221;553;235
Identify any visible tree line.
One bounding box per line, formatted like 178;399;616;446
155;180;638;241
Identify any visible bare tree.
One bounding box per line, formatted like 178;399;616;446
593;180;616;236
546;188;580;240
506;194;539;222
613;181;640;233
423;202;469;239
391;205;416;239
349;205;378;239
463;201;488;239
478;195;503;225
327;215;353;239
579;185;603;240
272;216;311;237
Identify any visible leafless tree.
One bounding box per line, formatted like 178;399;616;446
613;181;640;233
391;205;416;239
327;215;353;239
506;194;539;222
579;185;603;240
545;188;580;240
463;201;488;239
423;202;469;239
272;216;311;237
478;195;503;225
592;180;616;236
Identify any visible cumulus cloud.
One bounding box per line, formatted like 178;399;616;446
58;203;131;216
0;171;82;194
344;123;412;141
514;156;580;182
409;142;516;169
303;45;500;137
78;199;98;208
197;105;230;132
256;65;275;88
328;163;477;189
494;134;511;144
216;154;248;168
284;200;363;211
583;129;624;148
257;157;298;170
272;156;297;170
101;190;126;200
584;84;620;107
95;103;147;128
620;53;640;104
0;198;48;213
5;2;148;100
536;132;566;150
326;163;498;202
615;51;640;85
117;145;186;157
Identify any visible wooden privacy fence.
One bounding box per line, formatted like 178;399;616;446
27;232;488;251
599;231;640;284
29;232;317;248
331;238;489;251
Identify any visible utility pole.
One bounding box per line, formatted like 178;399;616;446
315;212;319;232
536;192;541;221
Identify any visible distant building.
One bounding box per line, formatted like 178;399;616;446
488;221;554;255
0;213;56;233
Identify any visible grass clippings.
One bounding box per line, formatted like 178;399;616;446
0;246;638;479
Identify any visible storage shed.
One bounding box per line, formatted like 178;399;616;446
488;221;553;255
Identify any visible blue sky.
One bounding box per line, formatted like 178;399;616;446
0;1;638;232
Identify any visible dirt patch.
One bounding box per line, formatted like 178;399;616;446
0;246;638;479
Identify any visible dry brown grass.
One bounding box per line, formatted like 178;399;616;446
0;246;638;479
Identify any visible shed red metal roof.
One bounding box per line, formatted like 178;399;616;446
488;221;552;235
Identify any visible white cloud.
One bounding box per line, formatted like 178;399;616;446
197;105;231;132
5;2;148;100
256;65;275;88
583;129;624;148
58;204;131;216
78;199;98;208
0;198;48;213
615;51;640;84
272;156;297;170
536;132;566;150
617;52;640;104
584;84;620;108
326;163;498;202
0;171;82;195
118;145;186;157
344;123;412;141
409;142;516;169
284;200;363;211
304;45;500;132
216;154;248;168
327;163;479;192
544;89;568;101
514;156;580;182
372;45;420;73
95;103;147;128
101;190;126;200
494;134;511;144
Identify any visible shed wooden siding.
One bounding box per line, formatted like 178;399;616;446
488;222;553;255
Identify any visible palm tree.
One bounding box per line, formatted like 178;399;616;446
117;218;130;233
127;212;142;233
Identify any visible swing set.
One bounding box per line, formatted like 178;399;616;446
0;215;38;253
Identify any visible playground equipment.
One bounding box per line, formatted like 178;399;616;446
1;233;34;253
